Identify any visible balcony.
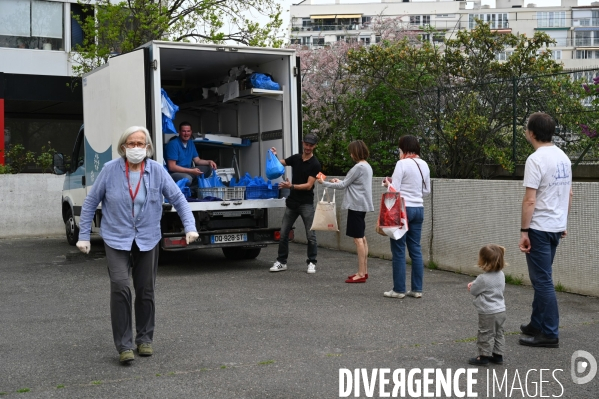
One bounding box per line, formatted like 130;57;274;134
292;24;367;32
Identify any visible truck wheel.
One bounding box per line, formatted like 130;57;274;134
243;248;261;259
222;247;245;260
65;209;79;246
221;247;261;260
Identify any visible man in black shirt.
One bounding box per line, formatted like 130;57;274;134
269;134;321;273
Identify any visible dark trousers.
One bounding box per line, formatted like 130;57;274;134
525;229;561;339
277;204;317;265
104;241;159;353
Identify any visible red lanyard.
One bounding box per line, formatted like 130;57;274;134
125;161;145;215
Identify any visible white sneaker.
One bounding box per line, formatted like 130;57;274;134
307;262;316;274
383;290;405;299
270;261;287;272
407;291;422;298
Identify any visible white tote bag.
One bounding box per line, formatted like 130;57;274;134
310;187;339;232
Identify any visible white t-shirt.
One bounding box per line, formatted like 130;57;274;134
390;158;431;207
523;145;571;232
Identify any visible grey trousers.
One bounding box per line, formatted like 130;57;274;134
104;241;159;353
477;311;506;357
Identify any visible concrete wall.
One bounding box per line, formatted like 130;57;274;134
0;174;65;238
292;178;599;297
2;174;598;297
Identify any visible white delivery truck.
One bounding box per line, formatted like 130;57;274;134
53;41;301;260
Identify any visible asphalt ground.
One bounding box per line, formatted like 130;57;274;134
1;236;599;398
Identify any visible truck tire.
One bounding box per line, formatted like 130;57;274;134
222;247;261;260
243;248;261;259
65;208;79;246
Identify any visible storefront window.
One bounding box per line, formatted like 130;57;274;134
0;0;64;50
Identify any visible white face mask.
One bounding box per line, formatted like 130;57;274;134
125;147;147;164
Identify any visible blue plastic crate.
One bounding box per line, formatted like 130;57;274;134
245;184;279;199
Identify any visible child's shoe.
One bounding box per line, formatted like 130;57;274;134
489;353;503;364
468;355;491;366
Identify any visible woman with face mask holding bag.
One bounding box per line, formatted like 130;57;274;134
76;126;198;364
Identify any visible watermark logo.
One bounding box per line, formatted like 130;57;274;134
571;350;597;385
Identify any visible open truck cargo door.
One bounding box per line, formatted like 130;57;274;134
82;48;150;194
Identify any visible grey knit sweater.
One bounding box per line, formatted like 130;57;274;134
321;162;374;212
470;271;506;314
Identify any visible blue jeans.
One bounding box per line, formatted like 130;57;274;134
526;228;561;339
390;206;424;293
277;204;317;265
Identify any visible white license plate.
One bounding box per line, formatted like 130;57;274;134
211;233;247;244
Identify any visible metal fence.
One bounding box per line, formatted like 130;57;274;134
410;68;599;176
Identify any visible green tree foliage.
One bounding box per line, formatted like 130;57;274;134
71;0;283;75
348;24;588;178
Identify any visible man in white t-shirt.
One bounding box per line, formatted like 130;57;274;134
518;112;572;349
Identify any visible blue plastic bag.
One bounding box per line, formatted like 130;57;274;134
209;169;225;188
161;89;179;133
176;178;191;198
250;73;280;91
265;149;284;180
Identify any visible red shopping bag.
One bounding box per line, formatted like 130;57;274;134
376;190;408;240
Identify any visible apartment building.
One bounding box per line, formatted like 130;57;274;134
0;0;87;167
289;0;599;71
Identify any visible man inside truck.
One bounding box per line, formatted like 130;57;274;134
166;121;218;196
269;133;321;274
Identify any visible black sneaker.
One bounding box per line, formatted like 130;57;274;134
468;356;490;366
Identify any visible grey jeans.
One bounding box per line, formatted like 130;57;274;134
104;241;159;353
477;311;506;356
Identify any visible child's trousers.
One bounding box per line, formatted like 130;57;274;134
477;311;506;356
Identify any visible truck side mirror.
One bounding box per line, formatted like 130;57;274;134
53;153;66;175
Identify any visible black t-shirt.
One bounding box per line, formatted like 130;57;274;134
284;153;321;206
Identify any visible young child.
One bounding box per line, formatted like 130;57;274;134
467;244;506;366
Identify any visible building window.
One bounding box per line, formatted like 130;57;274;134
289;38;301;45
574;30;599;46
576;50;599;59
469;13;509;30
552;50;562;60
71;3;93;49
362;16;371;25
537;12;566;28
410;15;430;27
0;0;64;50
496;51;513;61
360;36;371;45
312;37;324;46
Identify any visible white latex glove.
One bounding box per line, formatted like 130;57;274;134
186;232;199;244
76;240;91;254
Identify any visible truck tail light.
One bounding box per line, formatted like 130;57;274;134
163;237;187;248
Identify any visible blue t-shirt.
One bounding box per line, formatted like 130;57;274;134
165;137;198;170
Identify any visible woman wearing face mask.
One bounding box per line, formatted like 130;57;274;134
76;126;198;365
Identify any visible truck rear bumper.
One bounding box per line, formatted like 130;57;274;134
161;227;294;251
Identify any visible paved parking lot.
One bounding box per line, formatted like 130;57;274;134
1;236;599;398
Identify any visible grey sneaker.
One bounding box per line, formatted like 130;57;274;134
407;291;422;298
119;350;134;364
137;343;153;357
270;261;287;272
383;290;405;299
307;262;316;274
